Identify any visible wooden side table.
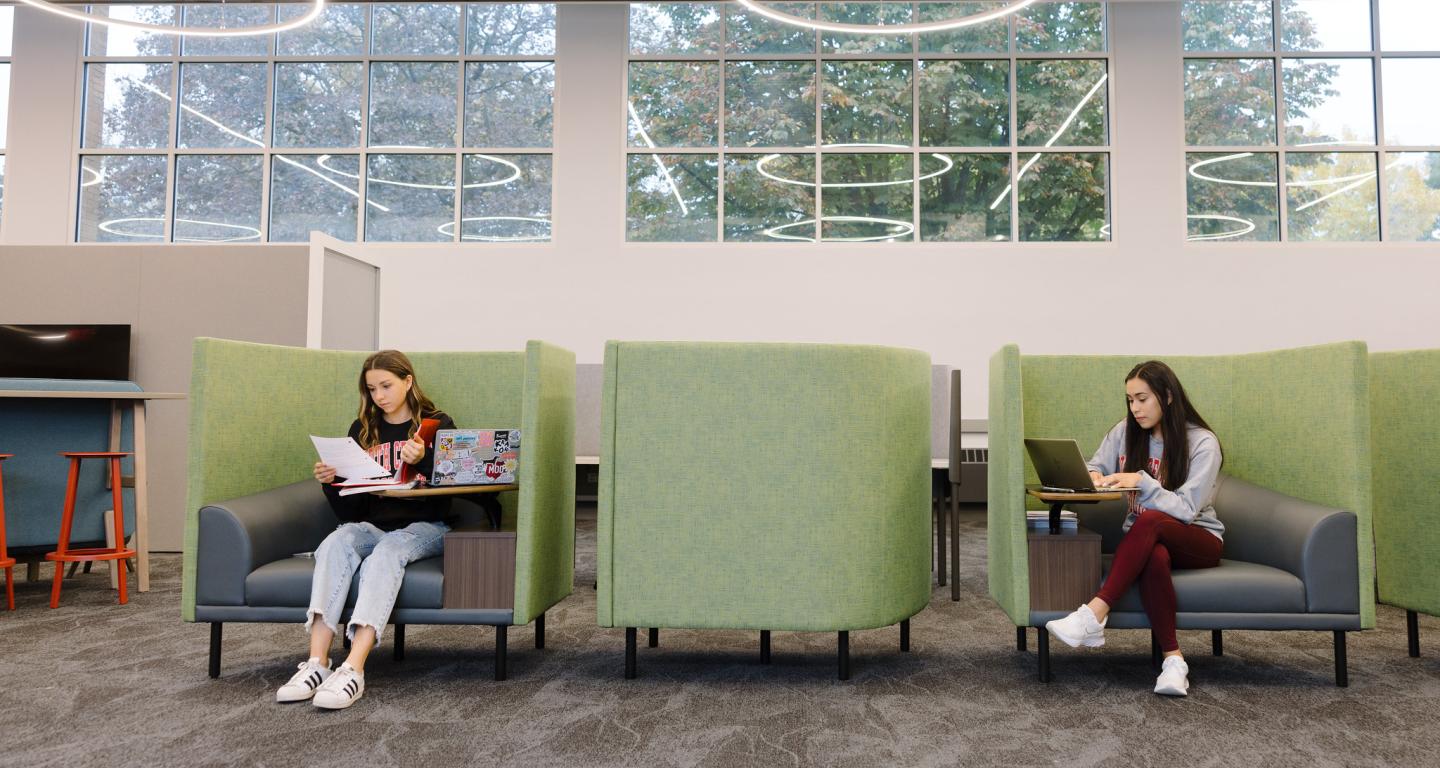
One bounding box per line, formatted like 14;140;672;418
1027;527;1102;611
1023;486;1124;610
441;529;517;610
372;485;523;609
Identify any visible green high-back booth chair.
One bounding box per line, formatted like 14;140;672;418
989;342;1373;685
1371;349;1440;658
183;338;574;680
598;341;932;680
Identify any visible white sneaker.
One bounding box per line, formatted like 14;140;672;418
1155;655;1190;697
276;658;331;703
312;663;365;710
1045;604;1107;648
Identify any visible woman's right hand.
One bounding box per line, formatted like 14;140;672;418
1089;471;1105;485
314;462;337;484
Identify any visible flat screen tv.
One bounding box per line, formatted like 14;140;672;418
0;324;132;381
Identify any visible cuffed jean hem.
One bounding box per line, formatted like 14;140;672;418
304;610;341;639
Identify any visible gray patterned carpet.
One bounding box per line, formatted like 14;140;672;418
2;507;1437;767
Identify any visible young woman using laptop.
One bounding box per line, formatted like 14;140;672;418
1044;360;1224;697
276;350;455;710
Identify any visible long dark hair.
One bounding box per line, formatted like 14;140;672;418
1122;360;1220;491
356;350;439;449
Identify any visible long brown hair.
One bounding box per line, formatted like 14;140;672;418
356;350;439;449
1122;360;1220;491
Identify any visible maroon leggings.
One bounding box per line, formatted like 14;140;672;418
1095;509;1223;653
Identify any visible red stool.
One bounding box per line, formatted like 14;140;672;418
44;452;135;608
0;454;15;610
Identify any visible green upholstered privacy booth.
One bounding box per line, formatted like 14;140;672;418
1371;349;1440;649
182;337;575;628
988;341;1375;633
598;341;931;675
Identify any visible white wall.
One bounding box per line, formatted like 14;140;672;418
360;1;1440;420
2;2;1437;427
0;245;312;551
1;7;82;243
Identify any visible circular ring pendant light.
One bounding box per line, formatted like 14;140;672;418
14;0;327;38
734;0;1037;35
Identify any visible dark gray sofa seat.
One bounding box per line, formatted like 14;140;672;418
1028;474;1364;684
194;481;536;680
245;556;445;610
1100;557;1307;615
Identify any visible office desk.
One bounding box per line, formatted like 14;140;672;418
0;389;185;593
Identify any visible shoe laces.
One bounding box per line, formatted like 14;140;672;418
285;660;327;689
319;664;360;692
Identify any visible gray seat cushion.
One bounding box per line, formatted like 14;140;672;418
244;556;444;610
1101;556;1306;614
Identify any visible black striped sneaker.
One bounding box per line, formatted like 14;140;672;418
312;663;365;710
276;658;332;703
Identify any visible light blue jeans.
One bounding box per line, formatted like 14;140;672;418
304;521;448;643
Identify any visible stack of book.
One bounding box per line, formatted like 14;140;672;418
1026;510;1078;531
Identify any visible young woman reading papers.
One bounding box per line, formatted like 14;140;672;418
278;350;454;710
1045;361;1224;697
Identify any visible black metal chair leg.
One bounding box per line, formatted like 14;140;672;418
760;630;771;664
900;619;910;652
625;628;637;679
933;495;944;576
1151;633;1161;671
1334;631;1348;687
535;612;546;650
343;633;351;651
208;623;222;679
935;496;947;587
67;562;79;578
494;625;508;681
648;627;659;648
1016;626;1027;652
1037;627;1051;682
1408;610;1420;658
950;491;961;601
393;624;405;662
838;631;850;681
1211;629;1223;656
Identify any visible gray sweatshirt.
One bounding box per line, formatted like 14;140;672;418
1085;421;1225;540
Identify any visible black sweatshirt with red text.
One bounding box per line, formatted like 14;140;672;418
321;412;455;531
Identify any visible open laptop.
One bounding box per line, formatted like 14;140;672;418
1024;438;1116;493
432;428;521;486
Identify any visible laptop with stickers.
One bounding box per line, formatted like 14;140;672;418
431;428;521;486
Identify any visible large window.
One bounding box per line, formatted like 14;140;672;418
76;3;555;243
625;1;1112;242
0;5;13;226
1183;0;1440;241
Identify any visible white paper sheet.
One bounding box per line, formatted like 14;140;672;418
336;478;419;496
310;435;392;481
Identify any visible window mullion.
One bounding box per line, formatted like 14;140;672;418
717;15;726;243
1371;0;1388;240
164;47;179;243
358;6;373;242
911;5;920;243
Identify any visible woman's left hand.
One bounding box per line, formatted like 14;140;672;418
1099;472;1143;489
400;435;426;465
